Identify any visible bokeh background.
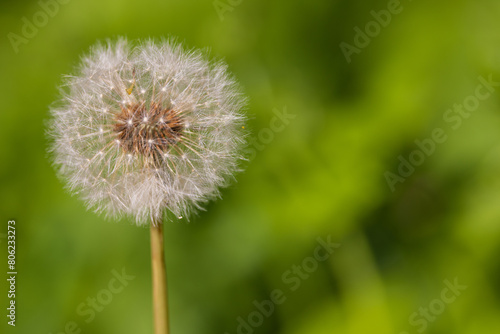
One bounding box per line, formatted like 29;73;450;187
2;0;500;333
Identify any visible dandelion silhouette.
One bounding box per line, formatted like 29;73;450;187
48;38;247;334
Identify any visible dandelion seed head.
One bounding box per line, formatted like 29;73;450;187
48;37;247;225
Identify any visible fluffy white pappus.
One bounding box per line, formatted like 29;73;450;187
48;37;248;225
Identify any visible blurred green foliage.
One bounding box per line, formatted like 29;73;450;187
2;0;500;333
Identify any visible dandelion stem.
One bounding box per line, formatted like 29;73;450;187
150;220;169;334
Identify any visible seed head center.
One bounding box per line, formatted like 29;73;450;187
113;102;183;157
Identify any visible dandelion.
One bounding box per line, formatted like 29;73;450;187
47;38;247;334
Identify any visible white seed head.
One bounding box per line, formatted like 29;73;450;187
48;37;247;225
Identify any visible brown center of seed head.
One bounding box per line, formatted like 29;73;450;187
113;102;183;158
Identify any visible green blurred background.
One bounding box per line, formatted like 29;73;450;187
2;0;500;333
